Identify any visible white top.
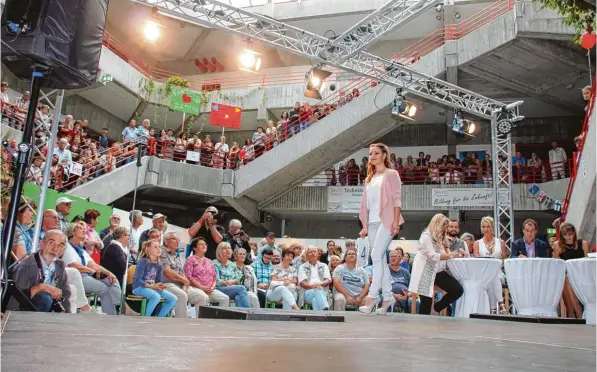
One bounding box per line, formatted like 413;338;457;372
366;174;383;223
215;143;229;153
131;227;141;252
63;242;94;266
478;238;502;259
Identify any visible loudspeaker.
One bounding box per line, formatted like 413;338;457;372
1;0;110;89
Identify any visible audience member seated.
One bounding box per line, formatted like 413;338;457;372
253;247;274;308
100;213;121;246
132;239;178;317
160;232;206;318
267;249;300;310
332;246;370;311
183;238;229;313
9;230;71;313
225;219;251;265
510;219;550;258
139;213;167;247
10;196;36;260
100;227;130;286
233;248;260;308
62;222;122;315
298;246;332;310
213;242;251;308
388;248;417;313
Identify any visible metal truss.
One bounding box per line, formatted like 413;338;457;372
131;0;506;119
328;0;440;64
491;109;517;249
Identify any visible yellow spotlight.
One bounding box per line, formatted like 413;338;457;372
144;21;161;42
309;75;322;89
239;49;262;73
467;121;476;134
407;104;417;117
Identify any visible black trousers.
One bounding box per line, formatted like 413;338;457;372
419;271;463;315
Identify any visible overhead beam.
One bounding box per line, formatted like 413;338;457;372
459;65;582;113
182;29;213;61
516;38;592;71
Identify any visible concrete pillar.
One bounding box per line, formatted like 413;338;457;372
129;100;149;123
443;0;459;156
447;208;461;222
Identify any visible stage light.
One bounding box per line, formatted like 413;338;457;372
304;66;332;99
239;49;262;73
454;12;461;19
144;21;161;41
390;91;418;120
450;110;477;137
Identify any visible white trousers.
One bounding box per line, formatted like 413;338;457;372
165;283;229;318
367;222;394;301
65;267;89;311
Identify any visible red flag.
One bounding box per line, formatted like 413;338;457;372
209;102;242;129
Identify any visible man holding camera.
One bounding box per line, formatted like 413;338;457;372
187;206;224;259
225;219;252;265
9;230;71;313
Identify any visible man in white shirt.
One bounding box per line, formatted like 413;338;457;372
548;141;567;180
54;138;72;165
129;210;143;263
298;246;331;310
214;136;229;168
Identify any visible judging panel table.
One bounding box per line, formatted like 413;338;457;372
566;257;596;324
448;258;502;318
504;258;566;317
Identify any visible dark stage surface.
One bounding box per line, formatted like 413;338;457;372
1;310;595;372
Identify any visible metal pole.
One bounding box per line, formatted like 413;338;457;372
119;145;144;311
490;111;501;240
31;89;64;253
506;133;515;245
2;70;45;302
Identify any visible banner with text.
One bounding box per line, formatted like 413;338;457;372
431;188;494;208
327;186;364;213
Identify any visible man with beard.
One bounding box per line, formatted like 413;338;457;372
9;230;71;312
447;220;470;257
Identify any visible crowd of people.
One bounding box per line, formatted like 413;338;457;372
3;191;593;319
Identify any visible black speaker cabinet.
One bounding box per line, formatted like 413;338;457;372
1;0;110;89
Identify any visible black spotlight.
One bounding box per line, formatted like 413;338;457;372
304;67;332;100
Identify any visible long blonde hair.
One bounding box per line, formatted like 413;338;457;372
366;143;394;184
426;213;449;248
481;216;494;235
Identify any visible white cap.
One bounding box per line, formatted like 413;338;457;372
56;197;75;206
153;213;167;220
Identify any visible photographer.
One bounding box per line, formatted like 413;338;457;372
9;230;71;313
187;206;224;259
224;219;252;265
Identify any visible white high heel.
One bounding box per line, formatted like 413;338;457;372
358;299;377;314
376;297;396;315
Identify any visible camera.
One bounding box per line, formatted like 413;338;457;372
51;298;66;313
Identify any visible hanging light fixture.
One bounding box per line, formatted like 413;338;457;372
238;49;262;73
304;65;332;99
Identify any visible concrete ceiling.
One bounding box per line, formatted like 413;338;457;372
105;0;495;76
458;37;593;115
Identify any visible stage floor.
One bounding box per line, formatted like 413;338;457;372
1;310;595;372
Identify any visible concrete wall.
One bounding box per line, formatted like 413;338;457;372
62;94;126;139
263;181;570;212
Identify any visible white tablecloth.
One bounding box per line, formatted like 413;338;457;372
504;258;565;317
448;258;502;318
566;258;596;324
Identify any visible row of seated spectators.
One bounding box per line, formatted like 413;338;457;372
5;199;593;319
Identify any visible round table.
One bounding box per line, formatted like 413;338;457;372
504;258;566;317
565;257;596;324
448;258;502;318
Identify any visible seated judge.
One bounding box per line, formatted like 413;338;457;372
510;219;550;258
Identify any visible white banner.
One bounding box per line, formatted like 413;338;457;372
69;162;83;177
186;150;200;162
327;186;364;213
431;188;494;207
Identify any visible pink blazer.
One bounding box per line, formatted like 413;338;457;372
359;169;405;231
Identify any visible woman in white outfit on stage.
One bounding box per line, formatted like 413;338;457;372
358;143;404;315
473;216;508;315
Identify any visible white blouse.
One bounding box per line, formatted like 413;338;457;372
366;174;383;223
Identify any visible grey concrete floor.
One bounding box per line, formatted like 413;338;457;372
1;311;595;372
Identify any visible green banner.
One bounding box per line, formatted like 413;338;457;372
169;88;201;115
23;183;114;231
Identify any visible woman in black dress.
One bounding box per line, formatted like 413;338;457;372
554;222;589;318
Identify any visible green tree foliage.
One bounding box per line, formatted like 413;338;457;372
534;0;596;41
